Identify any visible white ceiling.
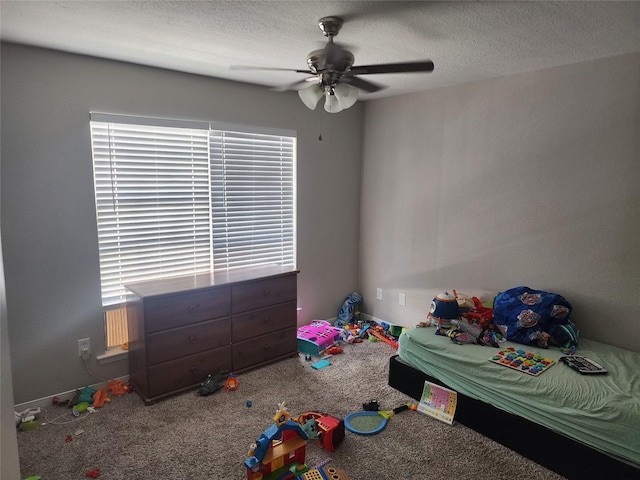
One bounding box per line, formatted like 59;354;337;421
2;1;640;101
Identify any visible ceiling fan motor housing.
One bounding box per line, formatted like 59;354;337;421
318;16;344;37
307;48;354;75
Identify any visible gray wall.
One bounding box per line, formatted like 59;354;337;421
1;43;363;404
1;232;20;480
360;53;640;352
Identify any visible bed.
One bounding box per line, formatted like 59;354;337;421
389;326;640;479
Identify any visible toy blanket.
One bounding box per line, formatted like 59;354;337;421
492;286;577;350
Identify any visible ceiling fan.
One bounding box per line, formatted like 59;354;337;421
235;16;434;113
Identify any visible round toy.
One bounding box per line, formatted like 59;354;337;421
427;291;460;332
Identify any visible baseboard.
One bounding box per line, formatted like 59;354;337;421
14;374;129;413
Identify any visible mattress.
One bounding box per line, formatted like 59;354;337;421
398;327;640;466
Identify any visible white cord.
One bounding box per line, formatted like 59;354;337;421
82;356;108;383
42;407;93;425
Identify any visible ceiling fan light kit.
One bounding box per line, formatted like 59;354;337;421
298;81;359;112
239;16;434;113
298;83;324;109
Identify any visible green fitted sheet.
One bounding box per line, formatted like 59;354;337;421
398;327;640;466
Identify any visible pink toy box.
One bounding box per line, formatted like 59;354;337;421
297;320;342;356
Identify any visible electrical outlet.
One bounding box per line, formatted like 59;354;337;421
78;338;91;358
399;293;406;307
376;288;383;300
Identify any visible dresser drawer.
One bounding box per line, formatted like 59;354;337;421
146;317;231;365
232;301;297;342
144;287;231;333
232;327;297;371
147;345;232;398
232;274;297;314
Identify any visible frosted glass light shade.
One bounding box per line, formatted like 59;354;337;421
334;83;359;109
298;84;324;110
324;93;343;113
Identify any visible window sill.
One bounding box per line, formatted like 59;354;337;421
96;346;129;365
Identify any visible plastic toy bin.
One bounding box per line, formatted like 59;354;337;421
296;320;342;356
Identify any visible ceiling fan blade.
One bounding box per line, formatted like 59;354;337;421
341;75;386;93
271;77;319;92
349;61;434;75
230;65;313;75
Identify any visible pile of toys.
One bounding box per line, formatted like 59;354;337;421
419;287;579;353
244;402;349;480
296;319;405;357
418;290;500;347
296;291;407;358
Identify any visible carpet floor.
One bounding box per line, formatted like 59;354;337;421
17;339;564;479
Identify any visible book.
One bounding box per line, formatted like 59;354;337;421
417;380;457;425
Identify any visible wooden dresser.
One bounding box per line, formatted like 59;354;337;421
126;265;299;404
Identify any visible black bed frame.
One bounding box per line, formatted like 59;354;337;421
388;355;639;480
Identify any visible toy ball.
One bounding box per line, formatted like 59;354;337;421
246;400;252;408
427;292;460;328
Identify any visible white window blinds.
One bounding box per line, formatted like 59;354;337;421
210;130;296;270
90;114;296;307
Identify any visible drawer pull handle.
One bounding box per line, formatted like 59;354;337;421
190;367;197;373
187;304;199;313
263;289;270;297
264;345;271;351
264;316;273;325
189;335;197;344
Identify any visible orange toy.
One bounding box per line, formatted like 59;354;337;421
225;374;239;392
92;389;110;408
107;379;130;396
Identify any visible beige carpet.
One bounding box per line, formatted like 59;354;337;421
17;340;564;479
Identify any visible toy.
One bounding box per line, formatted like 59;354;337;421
18;420;40;432
417;381;458;425
310;359;331;370
367;326;398;349
560;355;607;374
461;296;494;328
336;291;362;327
489;346;555;376
427;291;460;334
245;403;309;480
78;386;97;404
73;402;90;414
107;379;130;396
380;321;404;337
198;369;228;396
297;320;342;356
297;466;349;479
293;412;345;452
225;374;239;392
344;403;414;435
92;389;110;408
245;404;348;480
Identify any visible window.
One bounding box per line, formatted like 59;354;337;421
90;113;296;347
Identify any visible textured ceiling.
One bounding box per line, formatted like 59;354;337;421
2;1;640;100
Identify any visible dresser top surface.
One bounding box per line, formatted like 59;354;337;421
125;265;298;298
